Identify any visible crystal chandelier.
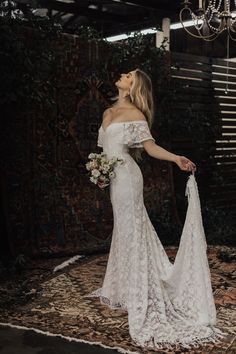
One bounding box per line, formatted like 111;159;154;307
180;1;236;94
179;0;236;41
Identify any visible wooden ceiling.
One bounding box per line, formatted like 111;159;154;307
25;0;191;36
13;1;235;57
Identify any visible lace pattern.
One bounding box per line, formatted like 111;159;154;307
97;128;103;147
123;121;155;148
87;121;227;350
97;120;155;149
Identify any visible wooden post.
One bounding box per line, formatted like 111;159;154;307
162;17;170;51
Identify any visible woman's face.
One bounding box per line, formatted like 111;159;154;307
115;70;136;90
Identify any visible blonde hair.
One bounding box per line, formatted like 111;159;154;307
123;68;155;162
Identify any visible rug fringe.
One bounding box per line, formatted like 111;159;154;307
0;322;141;354
53;255;85;273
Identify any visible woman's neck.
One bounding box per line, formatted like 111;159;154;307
113;91;132;108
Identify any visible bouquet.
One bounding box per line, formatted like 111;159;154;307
86;152;125;189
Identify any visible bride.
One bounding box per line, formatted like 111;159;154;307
86;68;225;349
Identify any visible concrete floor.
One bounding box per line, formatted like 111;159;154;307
0;326;119;354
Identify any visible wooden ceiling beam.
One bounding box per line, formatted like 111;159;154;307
39;0;130;22
15;0;181;36
112;0;179;13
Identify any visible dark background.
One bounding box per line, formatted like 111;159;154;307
0;1;235;262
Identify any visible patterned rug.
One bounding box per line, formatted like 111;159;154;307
0;246;235;353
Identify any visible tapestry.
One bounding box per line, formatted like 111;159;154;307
2;32;176;256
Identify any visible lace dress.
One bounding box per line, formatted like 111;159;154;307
85;120;226;350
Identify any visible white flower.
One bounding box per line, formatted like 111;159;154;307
91;169;101;177
109;171;115;179
90;176;98;184
86;152;125;189
88;153;96;159
90;161;98;169
103;165;110;173
85;162;91;170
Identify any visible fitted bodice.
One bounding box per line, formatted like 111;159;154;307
98;123;129;158
97;120;156;159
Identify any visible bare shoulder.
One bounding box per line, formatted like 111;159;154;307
102;105;147;123
127;106;147;122
102;107;112;119
101;108;113;126
115;105;147;121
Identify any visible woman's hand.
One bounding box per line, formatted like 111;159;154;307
175;155;197;173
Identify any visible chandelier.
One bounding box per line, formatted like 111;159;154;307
179;0;236;41
179;1;236;94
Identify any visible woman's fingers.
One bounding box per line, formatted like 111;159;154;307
186;161;196;172
176;156;197;172
181;157;196;172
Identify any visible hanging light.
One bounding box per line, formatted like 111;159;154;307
179;0;236;41
179;1;236;94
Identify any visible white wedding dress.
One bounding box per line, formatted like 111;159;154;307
85;119;226;350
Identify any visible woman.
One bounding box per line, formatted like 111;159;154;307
86;69;224;349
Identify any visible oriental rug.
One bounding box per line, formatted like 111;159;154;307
0;246;235;353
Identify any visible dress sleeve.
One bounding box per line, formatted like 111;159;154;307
123;121;155;148
97;128;103;147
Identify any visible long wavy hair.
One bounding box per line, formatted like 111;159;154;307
112;68;155;162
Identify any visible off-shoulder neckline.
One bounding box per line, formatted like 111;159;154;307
100;119;147;133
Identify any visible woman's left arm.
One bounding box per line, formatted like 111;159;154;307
142;140;197;172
